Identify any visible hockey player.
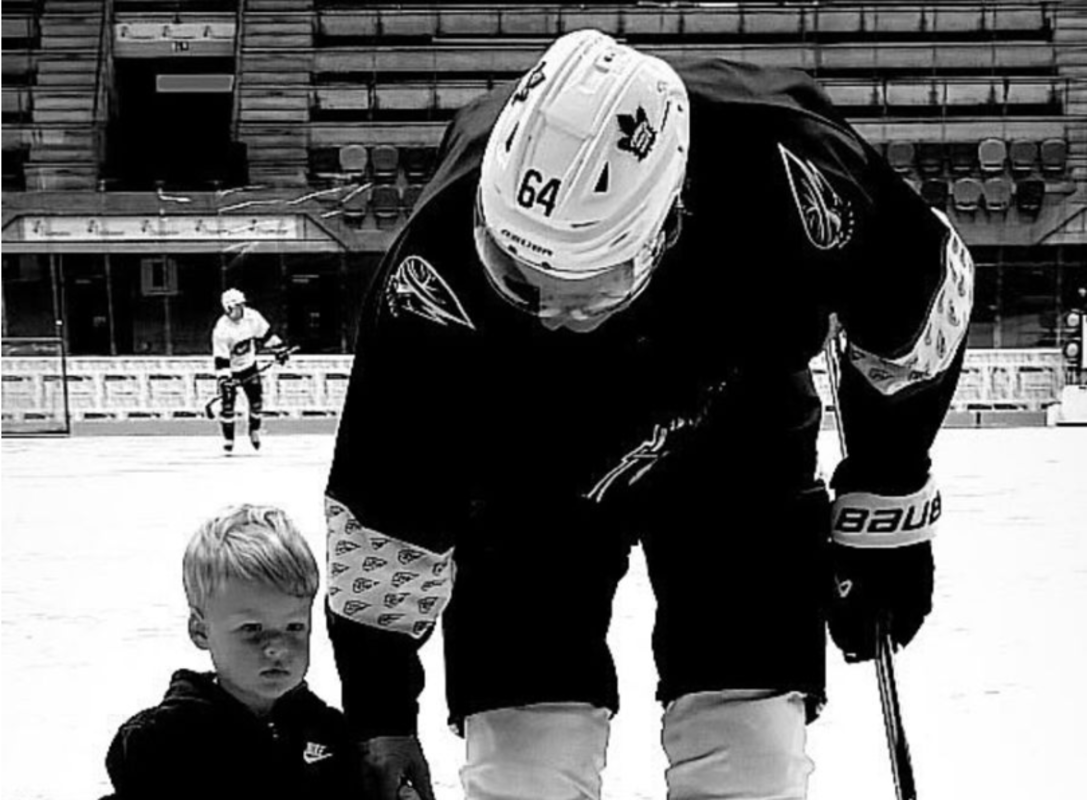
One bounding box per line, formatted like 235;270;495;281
324;30;972;800
211;289;290;454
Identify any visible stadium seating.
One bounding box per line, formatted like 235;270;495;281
982;177;1013;214
1015;179;1046;215
402;184;425;214
309;147;341;177
339;144;368;175
885;140;915;173
3;3;1081;242
948;142;977;175
977;138;1008;174
370;144;399;183
371;184;402;228
1039;138;1068;175
340;185;368;223
402;145;437;184
920;179;948;209
916;142;945;177
951;177;984;213
1009;140;1039;175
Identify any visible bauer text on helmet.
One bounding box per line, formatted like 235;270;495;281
475;30;689;331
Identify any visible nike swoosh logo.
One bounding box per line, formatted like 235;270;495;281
303;751;334;765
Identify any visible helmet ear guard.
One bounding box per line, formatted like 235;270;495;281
475;29;690;329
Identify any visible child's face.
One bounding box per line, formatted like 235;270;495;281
191;578;313;716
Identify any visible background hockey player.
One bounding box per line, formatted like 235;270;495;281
211;289;290;454
324;30;973;800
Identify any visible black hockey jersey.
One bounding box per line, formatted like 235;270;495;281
324;57;973;738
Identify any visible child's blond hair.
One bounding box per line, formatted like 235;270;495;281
183;504;319;612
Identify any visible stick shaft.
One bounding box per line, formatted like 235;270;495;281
876;621;917;800
823;329;917;800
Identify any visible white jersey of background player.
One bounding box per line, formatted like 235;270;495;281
211;289;285;454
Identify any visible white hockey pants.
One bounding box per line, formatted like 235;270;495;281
459;691;812;800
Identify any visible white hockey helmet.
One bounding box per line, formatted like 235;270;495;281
475;29;689;331
221;288;246;312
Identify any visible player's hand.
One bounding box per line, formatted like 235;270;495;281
359;735;435;800
828;541;934;663
273;345;292;365
216;375;235;394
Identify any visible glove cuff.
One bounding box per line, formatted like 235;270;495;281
831;476;941;548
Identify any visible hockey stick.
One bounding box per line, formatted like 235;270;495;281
204;346;300;420
823;326;918;800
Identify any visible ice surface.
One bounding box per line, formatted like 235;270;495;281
2;428;1085;799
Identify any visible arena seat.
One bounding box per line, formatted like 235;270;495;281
370;144;399;183
885;140;916;173
402;145;437;184
1039;138;1068;174
977;138;1007;173
341;187;368;223
1009;139;1039;174
982;176;1013;213
951;177;983;213
309;147;341;177
948;142;977;175
1015;178;1045;215
920;179;948;209
402;184;425;214
916;142;945;177
371;185;402;227
338;144;368;175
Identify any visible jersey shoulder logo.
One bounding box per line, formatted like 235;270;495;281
387;255;476;330
778;143;855;251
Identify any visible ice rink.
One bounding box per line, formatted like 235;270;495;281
2;426;1085;800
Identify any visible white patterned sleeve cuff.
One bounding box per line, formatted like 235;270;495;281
325;496;455;639
846;208;974;396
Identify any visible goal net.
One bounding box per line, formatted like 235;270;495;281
1;337;71;436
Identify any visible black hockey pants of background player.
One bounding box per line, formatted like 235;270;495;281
218;365;263;449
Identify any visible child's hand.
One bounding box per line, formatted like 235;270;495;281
398;784;422;800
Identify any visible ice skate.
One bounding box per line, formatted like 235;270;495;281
249;428;262;451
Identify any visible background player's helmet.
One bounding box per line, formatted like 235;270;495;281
221;288;246;312
475;29;689;332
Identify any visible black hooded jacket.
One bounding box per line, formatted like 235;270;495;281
102;669;363;800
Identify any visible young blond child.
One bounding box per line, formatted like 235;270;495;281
101;504;364;799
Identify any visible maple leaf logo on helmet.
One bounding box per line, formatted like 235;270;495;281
512;61;546;104
617;106;657;161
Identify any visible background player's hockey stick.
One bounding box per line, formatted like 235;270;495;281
823;325;918;800
204;345;300;419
